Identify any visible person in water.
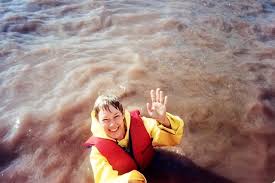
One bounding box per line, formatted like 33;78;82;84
84;88;184;183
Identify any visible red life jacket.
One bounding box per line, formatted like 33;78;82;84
84;110;155;175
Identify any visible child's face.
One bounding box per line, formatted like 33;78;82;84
98;105;125;140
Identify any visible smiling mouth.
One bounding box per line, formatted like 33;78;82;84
109;127;119;132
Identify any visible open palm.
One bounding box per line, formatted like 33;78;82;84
146;88;168;123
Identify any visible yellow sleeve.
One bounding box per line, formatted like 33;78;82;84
142;112;184;146
90;146;147;183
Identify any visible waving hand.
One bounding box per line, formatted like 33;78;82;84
146;88;170;128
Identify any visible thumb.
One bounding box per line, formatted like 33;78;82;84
146;102;153;115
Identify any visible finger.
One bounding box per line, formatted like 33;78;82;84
150;89;155;103
160;90;164;104
164;96;168;106
146;102;152;115
156;88;160;102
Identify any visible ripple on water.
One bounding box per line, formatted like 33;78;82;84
0;0;275;183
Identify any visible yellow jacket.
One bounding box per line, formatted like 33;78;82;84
89;110;184;183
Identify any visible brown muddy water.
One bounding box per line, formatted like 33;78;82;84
0;0;275;183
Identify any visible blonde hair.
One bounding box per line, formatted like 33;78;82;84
93;95;124;119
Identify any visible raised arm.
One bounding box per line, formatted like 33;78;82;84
144;88;184;147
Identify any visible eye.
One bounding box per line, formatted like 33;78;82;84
103;119;109;122
114;115;119;118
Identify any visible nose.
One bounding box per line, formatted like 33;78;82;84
109;119;116;127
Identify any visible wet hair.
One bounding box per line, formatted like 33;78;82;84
93;95;124;119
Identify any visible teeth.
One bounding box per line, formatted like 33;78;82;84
110;127;118;132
